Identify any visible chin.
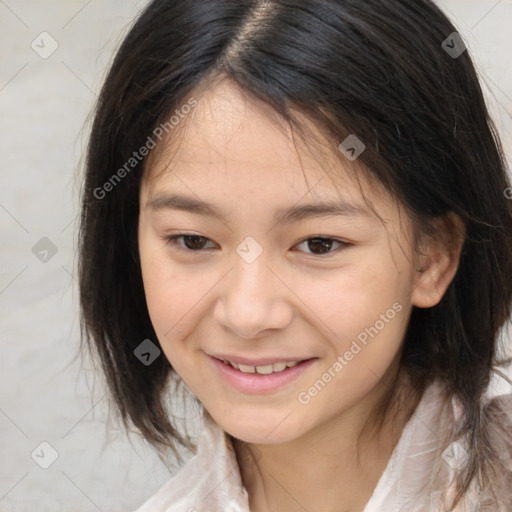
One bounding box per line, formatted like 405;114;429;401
212;409;307;445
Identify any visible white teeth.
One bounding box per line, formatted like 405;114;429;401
255;364;274;375
223;359;303;374
237;363;256;373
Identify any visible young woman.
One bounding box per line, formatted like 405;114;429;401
78;1;512;510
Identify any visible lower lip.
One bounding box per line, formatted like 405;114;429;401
209;356;317;394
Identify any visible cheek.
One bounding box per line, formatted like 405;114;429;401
298;268;410;405
139;245;223;378
290;262;404;344
142;265;204;340
139;236;195;339
139;265;199;377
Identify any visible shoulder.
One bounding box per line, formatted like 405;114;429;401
470;384;512;510
132;413;249;512
443;377;512;511
364;377;512;511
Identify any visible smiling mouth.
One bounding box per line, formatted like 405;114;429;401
218;358;308;375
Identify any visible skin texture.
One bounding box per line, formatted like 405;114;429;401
138;77;465;512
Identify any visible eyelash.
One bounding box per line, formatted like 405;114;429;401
164;233;349;257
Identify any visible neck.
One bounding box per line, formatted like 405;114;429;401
233;370;422;512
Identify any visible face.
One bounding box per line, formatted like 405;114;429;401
138;78;428;445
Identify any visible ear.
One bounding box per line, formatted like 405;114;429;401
411;212;466;308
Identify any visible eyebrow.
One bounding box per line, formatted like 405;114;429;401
146;193;373;224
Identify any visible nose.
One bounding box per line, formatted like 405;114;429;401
213;251;293;339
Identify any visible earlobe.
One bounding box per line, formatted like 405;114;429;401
411;213;465;309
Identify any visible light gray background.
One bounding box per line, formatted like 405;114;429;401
1;1;511;511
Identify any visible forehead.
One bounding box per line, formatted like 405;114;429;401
141;78;391;219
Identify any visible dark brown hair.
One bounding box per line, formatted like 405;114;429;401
78;0;512;508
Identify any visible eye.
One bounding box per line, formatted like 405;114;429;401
165;233;216;252
294;236;348;256
164;233;349;257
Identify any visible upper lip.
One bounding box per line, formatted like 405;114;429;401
209;354;314;366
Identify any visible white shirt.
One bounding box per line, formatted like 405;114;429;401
133;379;509;511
